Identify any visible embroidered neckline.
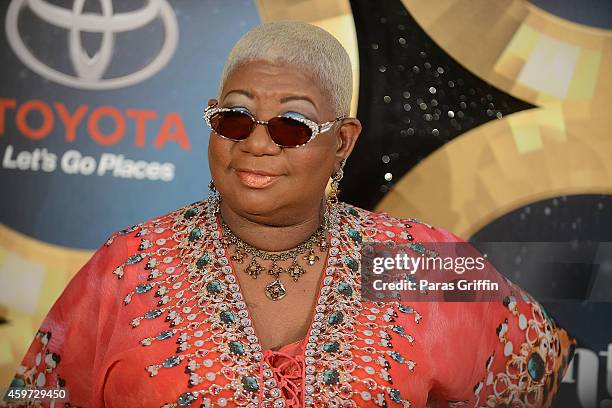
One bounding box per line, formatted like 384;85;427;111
110;197;418;408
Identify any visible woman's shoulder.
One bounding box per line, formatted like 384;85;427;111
104;200;206;248
96;199;209;283
340;201;464;244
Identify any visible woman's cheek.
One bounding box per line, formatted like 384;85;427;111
209;142;231;172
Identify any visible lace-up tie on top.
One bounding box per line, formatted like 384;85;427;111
262;339;306;407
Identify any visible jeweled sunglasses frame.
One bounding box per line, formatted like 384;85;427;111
203;102;346;148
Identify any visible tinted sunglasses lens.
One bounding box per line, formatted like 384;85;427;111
267;116;313;147
210;111;253;140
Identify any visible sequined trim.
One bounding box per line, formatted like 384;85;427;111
113;199;422;407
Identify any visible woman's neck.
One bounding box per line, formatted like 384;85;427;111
218;199;328;252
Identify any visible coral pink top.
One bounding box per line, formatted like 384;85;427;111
4;199;575;408
263;341;305;407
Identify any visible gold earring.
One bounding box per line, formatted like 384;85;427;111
327;159;346;206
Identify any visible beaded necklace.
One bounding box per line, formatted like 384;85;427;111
219;205;331;301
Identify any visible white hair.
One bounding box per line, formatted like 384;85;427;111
217;21;352;117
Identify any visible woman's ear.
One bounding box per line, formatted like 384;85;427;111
335;117;362;163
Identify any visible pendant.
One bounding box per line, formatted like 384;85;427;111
318;237;328;250
265;279;287;301
245;257;264;278
267;262;284;277
303;249;319;266
287;260;305;282
231;249;246;264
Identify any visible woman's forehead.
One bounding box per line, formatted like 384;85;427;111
221;60;334;110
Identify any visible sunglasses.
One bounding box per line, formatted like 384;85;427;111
203;102;345;148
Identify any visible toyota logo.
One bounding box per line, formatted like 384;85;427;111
5;0;179;90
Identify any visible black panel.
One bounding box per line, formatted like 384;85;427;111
344;0;534;209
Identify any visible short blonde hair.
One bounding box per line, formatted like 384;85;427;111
218;21;352;117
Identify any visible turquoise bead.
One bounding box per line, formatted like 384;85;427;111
188;228;202;242
389;388;401;403
241;376;259;392
398;305;414;314
348;228;362;243
220;311;236;324
206;281;222;294
135;283;153;294
183;208;199;219
390;351;405;363
196;255;210;269
229;341;245;355
328;312;344;326
336;282;353;297
177;392;196;406
323;341;340;353
527;353;545;381
409;242;426;254
156;330;173;340
163;355;180;368
322;369;339;385
145;309;162;319
343;256;358;272
126;254;143;265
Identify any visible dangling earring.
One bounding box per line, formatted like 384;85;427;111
327;158;346;206
207;180;220;211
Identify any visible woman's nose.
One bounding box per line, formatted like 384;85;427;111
238;121;282;156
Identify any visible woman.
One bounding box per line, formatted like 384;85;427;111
5;21;574;408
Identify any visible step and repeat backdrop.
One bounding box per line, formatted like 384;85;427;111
1;0;610;406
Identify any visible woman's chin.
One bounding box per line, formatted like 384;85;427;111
224;188;285;217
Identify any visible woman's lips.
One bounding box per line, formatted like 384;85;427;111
235;169;281;188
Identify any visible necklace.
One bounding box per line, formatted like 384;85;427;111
219;213;330;301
